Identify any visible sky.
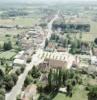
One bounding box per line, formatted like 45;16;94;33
0;0;96;3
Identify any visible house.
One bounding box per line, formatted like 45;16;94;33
81;43;90;54
92;47;97;56
13;59;26;68
39;58;67;72
14;51;25;59
45;42;56;52
57;47;67;52
13;51;27;68
91;47;97;65
21;84;37;100
91;56;97;65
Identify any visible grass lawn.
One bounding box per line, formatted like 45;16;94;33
0;16;39;26
53;85;88;100
0;50;16;59
14;17;38;26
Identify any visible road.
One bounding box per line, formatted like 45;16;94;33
5;12;59;100
40;13;59;48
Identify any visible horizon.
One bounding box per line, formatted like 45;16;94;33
0;0;97;3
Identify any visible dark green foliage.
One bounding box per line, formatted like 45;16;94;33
52;23;90;33
88;85;97;100
48;69;52;88
15;69;21;76
24;76;33;87
20;66;25;73
44;38;48;48
94;38;97;45
47;69;81;94
4;75;14;91
0;94;5;100
0;69;4;79
50;34;59;42
0;89;5;96
3;40;12;51
26;57;31;63
30;66;40;79
0;58;5;65
38;93;51;100
10;73;18;84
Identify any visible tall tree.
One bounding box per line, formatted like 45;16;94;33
48;69;52;89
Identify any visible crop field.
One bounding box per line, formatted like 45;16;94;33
0;28;26;46
0;17;39;26
0;50;16;59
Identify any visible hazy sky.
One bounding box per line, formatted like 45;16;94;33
0;0;96;3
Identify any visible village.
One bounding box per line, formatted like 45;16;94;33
0;1;97;100
9;10;97;100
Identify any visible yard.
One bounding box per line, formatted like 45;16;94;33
53;85;88;100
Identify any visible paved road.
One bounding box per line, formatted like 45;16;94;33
40;13;59;48
5;54;43;100
5;13;59;100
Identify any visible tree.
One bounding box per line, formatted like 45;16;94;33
16;69;21;76
58;69;62;86
5;63;12;74
20;66;25;73
66;83;73;97
48;69;52;89
88;85;97;100
24;76;33;87
0;88;5;96
0;95;5;100
94;38;97;45
3;40;12;51
50;34;56;40
38;93;50;100
0;69;4;79
26;56;31;63
44;38;48;48
10;73;18;84
0;58;5;65
70;39;81;54
4;75;14;91
31;66;40;78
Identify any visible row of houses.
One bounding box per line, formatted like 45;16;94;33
91;48;97;65
13;49;34;68
19;26;44;50
39;58;67;72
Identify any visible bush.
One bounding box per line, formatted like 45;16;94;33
3;40;12;51
94;38;97;45
16;69;21;76
38;93;51;100
10;73;18;84
4;75;14;91
20;66;25;73
5;80;14;91
5;34;11;37
24;76;33;87
0;94;5;100
0;89;5;96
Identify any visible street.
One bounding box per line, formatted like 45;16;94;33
5;12;59;100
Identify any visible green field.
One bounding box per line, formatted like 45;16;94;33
0;50;16;59
53;85;88;100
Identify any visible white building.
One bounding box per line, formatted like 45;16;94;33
91;56;97;65
13;59;26;68
14;51;25;59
